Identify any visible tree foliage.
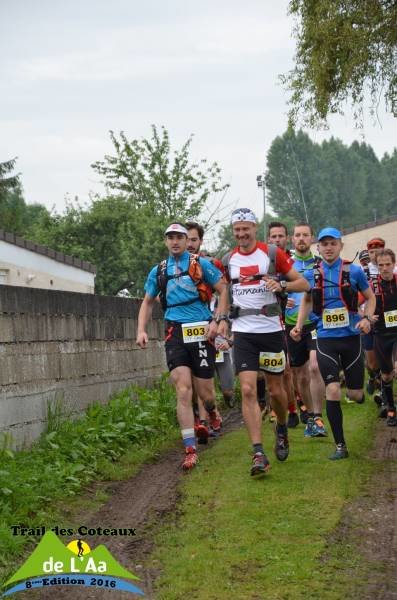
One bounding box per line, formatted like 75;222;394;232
266;128;397;233
0;158;50;236
284;0;397;126
32;127;229;295
92;126;228;219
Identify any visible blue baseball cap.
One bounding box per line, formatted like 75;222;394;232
317;227;342;241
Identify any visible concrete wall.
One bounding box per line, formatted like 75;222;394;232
0;286;166;448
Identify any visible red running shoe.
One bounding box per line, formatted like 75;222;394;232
196;423;209;445
208;409;222;432
182;446;198;470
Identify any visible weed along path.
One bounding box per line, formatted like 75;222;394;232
18;404;397;600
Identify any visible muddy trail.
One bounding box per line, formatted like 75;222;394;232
22;408;244;600
19;412;397;600
324;423;397;600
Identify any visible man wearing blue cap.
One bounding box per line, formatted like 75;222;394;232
290;227;376;460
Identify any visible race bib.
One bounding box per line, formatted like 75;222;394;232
259;350;286;373
322;307;349;329
384;310;397;328
215;350;224;363
311;329;317;340
182;321;208;343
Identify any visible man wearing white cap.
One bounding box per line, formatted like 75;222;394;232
225;208;309;478
291;227;376;459
136;222;228;470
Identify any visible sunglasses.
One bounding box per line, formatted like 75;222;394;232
231;208;253;215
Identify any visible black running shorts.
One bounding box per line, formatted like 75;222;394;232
285;324;316;368
233;330;286;375
316;335;364;390
164;321;215;379
373;333;397;375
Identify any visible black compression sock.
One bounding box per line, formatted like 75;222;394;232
253;443;264;455
326;400;345;445
257;378;266;402
381;379;394;409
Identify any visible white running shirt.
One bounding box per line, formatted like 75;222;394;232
228;242;293;333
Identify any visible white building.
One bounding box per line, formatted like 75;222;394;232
0;230;96;293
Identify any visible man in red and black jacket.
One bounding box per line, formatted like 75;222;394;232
370;248;397;426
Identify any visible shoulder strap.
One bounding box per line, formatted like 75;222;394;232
267;243;277;276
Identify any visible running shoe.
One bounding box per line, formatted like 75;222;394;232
250;452;270;478
182;446;198;470
329;443;349;460
196;423;209;445
298;403;309;424
274;427;289;461
366;378;376;395
378;402;388;419
312;417;328;437
208;409;222;433
287;411;299;428
304;417;314;437
386;409;397;427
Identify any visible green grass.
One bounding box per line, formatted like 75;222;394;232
0;375;179;585
153;400;378;600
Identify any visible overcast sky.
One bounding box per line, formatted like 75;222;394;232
1;0;397;229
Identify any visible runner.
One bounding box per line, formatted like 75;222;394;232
371;249;397;426
285;223;326;437
267;222;299;427
136;222;228;470
362;238;385;396
225;209;309;477
291;227;376;460
185;221;233;433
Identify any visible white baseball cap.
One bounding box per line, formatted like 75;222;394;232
164;223;188;236
231;208;257;224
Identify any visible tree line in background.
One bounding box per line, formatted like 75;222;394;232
1;127;397;296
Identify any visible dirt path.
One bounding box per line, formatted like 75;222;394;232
19;412;396;600
24;408;243;600
324;423;397;600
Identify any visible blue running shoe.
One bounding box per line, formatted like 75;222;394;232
312;417;328;437
304;417;314;437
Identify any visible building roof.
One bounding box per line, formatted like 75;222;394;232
0;229;96;274
342;214;397;235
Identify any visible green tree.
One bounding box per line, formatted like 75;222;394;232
284;0;397;126
265;129;329;232
92;126;228;219
34;127;229;295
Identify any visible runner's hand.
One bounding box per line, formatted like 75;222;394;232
355;319;371;334
262;274;281;293
136;331;149;348
216;320;229;339
206;320;218;340
290;326;302;341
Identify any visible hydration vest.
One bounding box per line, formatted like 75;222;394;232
222;243;284;318
311;259;358;316
372;274;397;312
156;254;210;311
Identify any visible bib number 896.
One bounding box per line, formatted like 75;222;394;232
325;313;345;323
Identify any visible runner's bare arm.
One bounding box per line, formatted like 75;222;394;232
212;278;229;338
136;294;156;348
290;292;313;341
355;286;376;333
263;267;309;294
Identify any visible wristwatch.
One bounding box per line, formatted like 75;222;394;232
362;315;372;323
215;314;229;323
279;280;288;290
